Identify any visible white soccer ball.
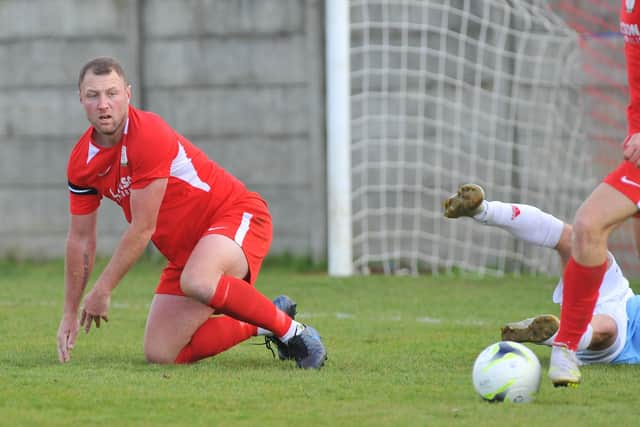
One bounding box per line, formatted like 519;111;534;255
472;341;541;403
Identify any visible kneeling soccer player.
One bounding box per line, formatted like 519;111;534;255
56;56;327;369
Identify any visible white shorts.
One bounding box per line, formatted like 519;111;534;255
577;295;632;364
553;253;634;364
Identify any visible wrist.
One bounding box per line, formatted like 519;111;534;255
62;310;78;319
93;281;113;296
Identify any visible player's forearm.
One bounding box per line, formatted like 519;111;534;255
64;235;96;315
92;225;154;294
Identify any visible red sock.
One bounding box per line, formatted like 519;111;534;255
208;275;292;338
175;316;257;364
554;257;606;350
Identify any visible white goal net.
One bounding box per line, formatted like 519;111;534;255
349;0;625;275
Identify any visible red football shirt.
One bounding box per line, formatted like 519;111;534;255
67;106;248;266
621;0;640;135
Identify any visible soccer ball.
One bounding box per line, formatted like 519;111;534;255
472;341;541;403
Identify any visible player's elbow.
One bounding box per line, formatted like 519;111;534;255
129;220;156;242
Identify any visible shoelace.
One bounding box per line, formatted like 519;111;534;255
253;324;308;360
263;336;277;359
250;337;279;358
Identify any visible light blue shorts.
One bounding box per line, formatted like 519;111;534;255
612;295;640;364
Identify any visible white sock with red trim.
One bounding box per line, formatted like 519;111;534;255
473;201;564;248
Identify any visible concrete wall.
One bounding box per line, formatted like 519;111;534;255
1;0;626;276
0;0;326;261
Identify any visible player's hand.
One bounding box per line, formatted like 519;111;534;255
80;286;111;334
57;313;79;363
623;133;640;167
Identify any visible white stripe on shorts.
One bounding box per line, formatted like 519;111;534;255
234;212;253;246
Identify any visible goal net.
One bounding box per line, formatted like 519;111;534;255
349;0;629;275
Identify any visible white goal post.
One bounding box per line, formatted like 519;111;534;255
326;0;353;276
326;0;627;276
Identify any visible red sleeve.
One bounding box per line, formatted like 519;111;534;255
67;148;101;215
128;116;178;190
68;186;101;215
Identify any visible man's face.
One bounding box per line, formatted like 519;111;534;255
79;70;131;140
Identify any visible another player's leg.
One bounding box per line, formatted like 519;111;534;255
263;295;297;360
203;268;327;369
144;292;282;364
443;183;566;256
501;314;615;350
146;265;270;364
585;314;618;351
501;314;560;344
548;345;582;387
551;183;635;386
181;234;327;369
143;293;216;364
168;294;297;364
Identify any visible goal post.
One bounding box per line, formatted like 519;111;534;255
326;0;629;276
326;0;353;276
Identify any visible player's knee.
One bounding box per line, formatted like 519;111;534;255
144;349;175;365
144;342;179;365
589;329;617;351
589;315;618;350
571;215;605;250
179;271;221;301
178;272;198;297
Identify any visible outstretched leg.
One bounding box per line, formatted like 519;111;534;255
444;183;568;262
501;313;617;351
551;183;634;386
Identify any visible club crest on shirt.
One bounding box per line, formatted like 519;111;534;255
628;0;636;13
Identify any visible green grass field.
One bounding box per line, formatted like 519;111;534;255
1;258;639;427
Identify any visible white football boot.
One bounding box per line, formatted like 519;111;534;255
548;345;581;387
